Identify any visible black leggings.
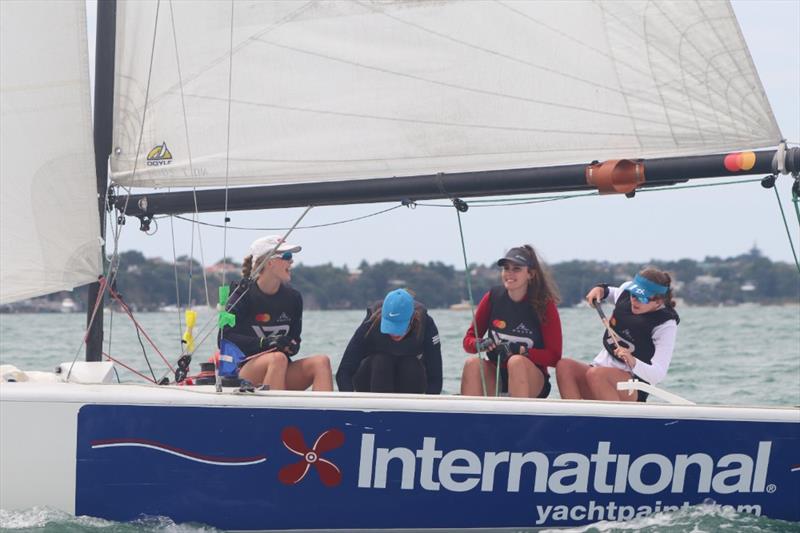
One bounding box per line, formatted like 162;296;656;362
353;353;427;394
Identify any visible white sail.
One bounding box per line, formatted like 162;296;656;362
110;0;781;189
0;0;102;304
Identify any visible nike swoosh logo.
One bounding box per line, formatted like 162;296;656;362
388;312;400;317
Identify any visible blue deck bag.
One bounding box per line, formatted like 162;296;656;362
218;339;246;378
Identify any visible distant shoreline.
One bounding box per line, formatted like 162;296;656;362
3;246;797;313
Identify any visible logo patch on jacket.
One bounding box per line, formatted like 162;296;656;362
255;313;271;323
512;323;534;335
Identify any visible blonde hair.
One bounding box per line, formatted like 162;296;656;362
241;254;270;279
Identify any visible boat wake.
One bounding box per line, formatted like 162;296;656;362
3;503;798;532
0;507;221;532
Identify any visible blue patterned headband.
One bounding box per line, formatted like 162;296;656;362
625;274;668;303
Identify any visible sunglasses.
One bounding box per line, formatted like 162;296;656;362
279;251;293;261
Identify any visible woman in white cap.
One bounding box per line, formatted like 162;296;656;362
219;235;333;391
556;267;679;402
461;245;562;398
336;288;442;394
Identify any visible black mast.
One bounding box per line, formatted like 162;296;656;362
117;147;799;218
86;0;117;362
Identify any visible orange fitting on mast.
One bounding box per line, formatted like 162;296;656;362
585;159;646;195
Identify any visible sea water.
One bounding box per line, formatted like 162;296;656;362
1;305;799;532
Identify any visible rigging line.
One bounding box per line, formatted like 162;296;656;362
107;0;162;266
168;0;210;310
67;272;108;381
168;0;197;305
155;176;762;236
221;0;235;289
248;206;314;283
133;314;158;382
416;177;765;208
196;223;212;308
771;185;800;274
453;206;489;397
106;205;120;379
793;183;800;229
107;285;175;373
103;352;157;384
74;0;163;378
168;213;184;348
166;205;403;231
107;297;121;383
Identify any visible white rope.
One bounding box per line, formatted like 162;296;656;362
221;0;235;289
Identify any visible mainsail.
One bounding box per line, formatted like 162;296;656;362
110;0;780;190
0;1;102;304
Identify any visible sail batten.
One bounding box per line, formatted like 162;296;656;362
110;0;780;190
0;0;102;305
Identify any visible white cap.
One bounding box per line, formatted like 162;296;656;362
249;235;302;259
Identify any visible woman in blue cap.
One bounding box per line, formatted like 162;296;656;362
336;288;443;394
556;267;679;402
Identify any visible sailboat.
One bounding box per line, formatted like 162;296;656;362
1;0;798;530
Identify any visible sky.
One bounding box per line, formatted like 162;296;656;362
88;1;800;269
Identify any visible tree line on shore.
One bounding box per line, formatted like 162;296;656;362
4;246;797;313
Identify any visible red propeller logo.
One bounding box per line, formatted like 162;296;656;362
278;427;344;487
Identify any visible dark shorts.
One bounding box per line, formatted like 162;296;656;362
496;362;551;398
353;353;427;394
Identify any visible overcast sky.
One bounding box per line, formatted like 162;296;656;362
89;1;800;269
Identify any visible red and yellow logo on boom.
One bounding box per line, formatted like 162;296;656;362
723;151;756;172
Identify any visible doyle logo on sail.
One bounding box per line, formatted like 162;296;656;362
278;427;344;487
356;435;772;495
146;142;173;166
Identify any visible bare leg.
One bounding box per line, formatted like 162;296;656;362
238;350;288;389
585;366;638;401
555;358;593;399
285;355;333;391
506;355;545;398
460;357;499;396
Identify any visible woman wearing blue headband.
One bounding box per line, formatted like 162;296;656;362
556;267;679;402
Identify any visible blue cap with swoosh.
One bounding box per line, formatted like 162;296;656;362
380;289;414;336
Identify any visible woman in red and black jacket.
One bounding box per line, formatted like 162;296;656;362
461;245;562;398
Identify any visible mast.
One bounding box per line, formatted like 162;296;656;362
86;0;117;362
116;148;799;218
